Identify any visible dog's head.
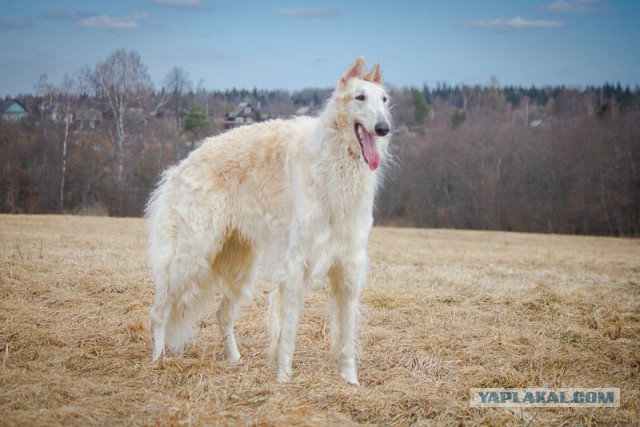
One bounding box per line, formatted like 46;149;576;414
334;57;391;171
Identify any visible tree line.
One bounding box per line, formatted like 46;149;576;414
1;49;639;236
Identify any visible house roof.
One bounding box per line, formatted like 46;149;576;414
227;102;254;119
2;99;28;115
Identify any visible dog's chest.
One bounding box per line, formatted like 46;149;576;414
301;170;374;275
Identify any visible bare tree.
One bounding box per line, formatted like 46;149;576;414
164;67;193;161
164;67;192;131
57;74;75;211
34;74;54;121
75;66;95;97
93;49;153;186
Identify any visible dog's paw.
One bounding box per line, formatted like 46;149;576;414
276;370;293;383
228;354;242;365
340;371;360;385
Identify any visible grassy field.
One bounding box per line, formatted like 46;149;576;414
1;214;638;425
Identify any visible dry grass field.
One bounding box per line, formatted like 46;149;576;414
1;214;638;425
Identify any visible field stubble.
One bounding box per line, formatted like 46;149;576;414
0;214;638;425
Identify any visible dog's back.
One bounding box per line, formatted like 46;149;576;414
148;117;316;261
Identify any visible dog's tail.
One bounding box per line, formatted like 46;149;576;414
146;167;213;360
150;283;210;360
148;236;218;360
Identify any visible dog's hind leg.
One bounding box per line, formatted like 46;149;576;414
216;295;242;363
212;231;258;363
329;260;365;385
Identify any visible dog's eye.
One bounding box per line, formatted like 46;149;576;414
383;96;388;103
355;94;365;101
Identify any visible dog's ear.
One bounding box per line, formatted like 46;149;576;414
364;63;383;85
339;57;366;88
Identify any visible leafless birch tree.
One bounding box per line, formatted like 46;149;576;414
56;74;76;211
93;50;152;186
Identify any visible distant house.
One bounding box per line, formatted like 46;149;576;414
43;104;72;125
225;102;256;130
2;99;28;122
75;106;103;131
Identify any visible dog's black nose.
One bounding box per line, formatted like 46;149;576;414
375;122;390;137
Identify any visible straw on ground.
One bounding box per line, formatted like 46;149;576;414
1;215;638;425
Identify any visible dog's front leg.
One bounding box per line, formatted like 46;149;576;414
329;256;366;385
275;259;305;382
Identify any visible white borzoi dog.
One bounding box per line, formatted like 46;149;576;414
146;57;391;384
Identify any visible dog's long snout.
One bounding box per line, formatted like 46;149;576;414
375;121;390;137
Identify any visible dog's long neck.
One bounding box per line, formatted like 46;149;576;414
313;95;364;163
310;97;364;166
306;94;380;214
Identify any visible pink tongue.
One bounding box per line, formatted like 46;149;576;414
361;129;380;171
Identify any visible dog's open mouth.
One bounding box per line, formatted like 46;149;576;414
354;123;381;171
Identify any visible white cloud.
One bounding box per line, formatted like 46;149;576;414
146;0;206;9
275;9;341;18
44;11;92;21
152;0;201;4
540;0;610;14
0;16;30;29
77;13;149;30
469;16;565;30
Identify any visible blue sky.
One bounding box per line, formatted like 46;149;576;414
1;0;639;96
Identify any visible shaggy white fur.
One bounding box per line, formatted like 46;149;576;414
145;57;392;384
